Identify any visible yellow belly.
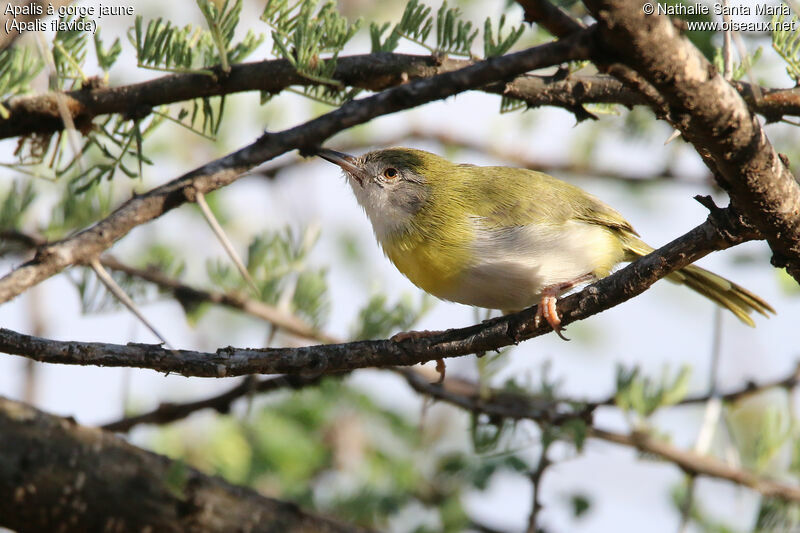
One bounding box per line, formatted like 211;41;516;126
384;238;468;300
382;221;624;310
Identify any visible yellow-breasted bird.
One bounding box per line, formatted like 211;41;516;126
317;147;774;337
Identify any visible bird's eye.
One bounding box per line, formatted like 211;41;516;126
383;167;398;179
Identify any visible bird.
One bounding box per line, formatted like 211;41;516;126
316;147;774;338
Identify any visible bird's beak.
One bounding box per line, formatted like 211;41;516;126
317;148;367;187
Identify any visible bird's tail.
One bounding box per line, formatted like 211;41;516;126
622;236;774;327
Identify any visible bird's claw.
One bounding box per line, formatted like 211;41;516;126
535;294;570;341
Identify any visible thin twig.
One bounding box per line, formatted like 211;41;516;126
102;373;335;432
99;255;339;344
526;440;552;533
721;0;733;81
194;191;259;296
678;308;724;533
400;369;800;504
89;259;172;348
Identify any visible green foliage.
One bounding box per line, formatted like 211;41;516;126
499;94;527;114
66;114;158;192
208;227;330;327
262;0;361;84
351;292;433;340
755;498;800;532
393;0;478;56
773;14;800;82
437;451;529;491
73;266;153;315
134;0;265;75
713;46;762;81
52;15;90;83
0;47;44;117
288;84;363;107
670;482;738;533
435;2;478;57
614;365;690;420
131;15;215;73
568;493;591;519
93;30;123;73
196;0;264;71
46;181;113;238
393;0;435;51
0;181;35;230
370;21;401;53
153;378;527;531
292;268;330;327
558;418;588;451
483;14;524;57
470;413;509;453
163;460;189;500
10;111;162;189
728;397;793;473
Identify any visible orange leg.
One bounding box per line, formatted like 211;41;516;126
534;273;596;341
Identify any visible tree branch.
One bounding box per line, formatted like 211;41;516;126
0;206;758;377
516;0;586;37
100;255;339;344
102;373;334;433
0;396;369;533
0;31;593;305
401;369;800;504
583;0;800;282
4;49;800;140
590;428;800;502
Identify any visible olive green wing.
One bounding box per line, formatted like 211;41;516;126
464;166;637;236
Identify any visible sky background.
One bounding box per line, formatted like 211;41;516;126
1;0;799;531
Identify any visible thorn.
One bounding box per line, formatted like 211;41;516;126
195;191;260;297
664;129;682;145
89;259;173;349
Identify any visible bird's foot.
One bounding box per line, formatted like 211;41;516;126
534;293;570;341
533;274;596;341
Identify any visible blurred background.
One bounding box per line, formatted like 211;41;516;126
1;0;799;531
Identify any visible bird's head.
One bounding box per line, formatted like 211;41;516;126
317;147;448;239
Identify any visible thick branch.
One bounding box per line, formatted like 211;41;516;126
0;396;367;533
4;51;800;139
0;32;592;305
584;0;800;281
0;207;758;377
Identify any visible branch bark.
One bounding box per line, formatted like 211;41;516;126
0;206;758;377
101;374;332;433
402;369;800;504
583;0;800;282
0;396;368;533
5;50;800;140
0;31;592;305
